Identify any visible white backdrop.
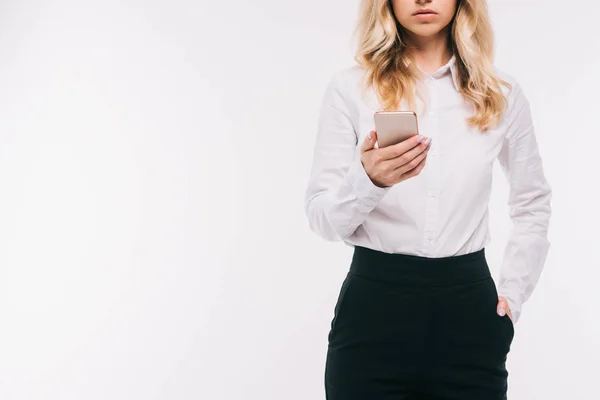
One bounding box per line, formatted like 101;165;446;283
0;0;598;399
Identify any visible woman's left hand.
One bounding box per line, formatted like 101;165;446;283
497;296;513;322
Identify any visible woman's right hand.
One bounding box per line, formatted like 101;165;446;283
360;130;432;188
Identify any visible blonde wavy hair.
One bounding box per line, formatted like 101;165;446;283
354;0;511;132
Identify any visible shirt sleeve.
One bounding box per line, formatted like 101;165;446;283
304;73;391;241
496;81;553;323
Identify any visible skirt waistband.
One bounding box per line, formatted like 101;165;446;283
349;246;490;287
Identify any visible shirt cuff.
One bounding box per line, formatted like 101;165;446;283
345;155;391;207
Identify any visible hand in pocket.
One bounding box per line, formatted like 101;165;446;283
496;296;513;323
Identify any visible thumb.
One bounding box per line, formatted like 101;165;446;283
361;130;377;153
497;297;508;317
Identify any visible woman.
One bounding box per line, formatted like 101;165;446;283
304;0;552;399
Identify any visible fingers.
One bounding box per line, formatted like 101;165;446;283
397;150;427;179
392;141;430;176
361;130;430;187
360;130;377;153
378;134;428;161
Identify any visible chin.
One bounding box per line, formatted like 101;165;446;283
406;25;445;38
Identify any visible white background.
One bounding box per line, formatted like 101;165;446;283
0;0;598;399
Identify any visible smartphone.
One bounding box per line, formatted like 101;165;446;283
373;111;419;148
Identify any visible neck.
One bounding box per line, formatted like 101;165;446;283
404;29;453;74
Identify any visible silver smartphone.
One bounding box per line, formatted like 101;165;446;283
373;111;419;148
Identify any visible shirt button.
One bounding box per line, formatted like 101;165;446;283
428;111;435;117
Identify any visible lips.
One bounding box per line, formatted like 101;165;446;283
413;9;437;16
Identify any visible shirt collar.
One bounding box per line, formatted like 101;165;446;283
416;54;460;92
446;55;460;92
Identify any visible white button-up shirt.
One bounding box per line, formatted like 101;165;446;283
304;55;552;323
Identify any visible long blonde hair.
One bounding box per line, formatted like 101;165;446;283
354;0;511;132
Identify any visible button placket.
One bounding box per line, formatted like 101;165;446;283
421;76;440;253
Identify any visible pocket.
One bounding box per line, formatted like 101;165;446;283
449;278;513;353
482;280;514;355
491;294;514;349
503;314;515;342
489;285;515;344
329;272;354;334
